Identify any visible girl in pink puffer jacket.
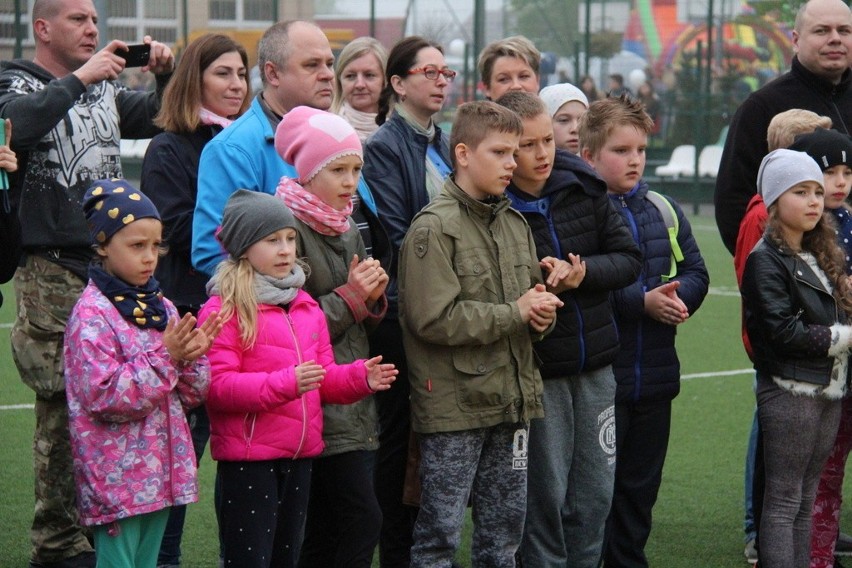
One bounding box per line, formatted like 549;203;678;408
198;189;396;568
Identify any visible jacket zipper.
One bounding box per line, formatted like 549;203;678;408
283;310;309;459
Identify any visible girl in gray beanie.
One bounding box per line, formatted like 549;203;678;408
198;188;397;568
742;148;852;567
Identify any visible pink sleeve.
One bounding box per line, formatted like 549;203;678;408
312;308;372;405
64;299;177;423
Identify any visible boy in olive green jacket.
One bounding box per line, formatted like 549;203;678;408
398;100;567;567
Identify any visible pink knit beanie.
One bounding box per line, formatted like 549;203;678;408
274;106;363;183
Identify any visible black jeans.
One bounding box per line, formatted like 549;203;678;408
299;450;382;567
371;319;418;567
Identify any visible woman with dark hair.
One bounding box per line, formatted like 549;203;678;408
139;32;250;568
361;35;454;567
332;36;388;142
580;74;601;103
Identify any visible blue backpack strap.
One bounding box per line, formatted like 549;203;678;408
426;144;452;179
645;190;683;282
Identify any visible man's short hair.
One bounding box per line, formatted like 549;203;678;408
450;100;522;169
477;36;541;88
767;109;833;151
494;91;547;120
579;94;654;157
257;20;298;87
32;0;63;24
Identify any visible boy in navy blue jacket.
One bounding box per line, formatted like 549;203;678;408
496;91;642;567
580;94;709;567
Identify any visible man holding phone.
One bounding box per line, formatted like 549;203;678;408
0;1;174;566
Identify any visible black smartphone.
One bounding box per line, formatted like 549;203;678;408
117;44;151;68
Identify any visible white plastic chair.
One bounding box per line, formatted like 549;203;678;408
698;145;724;177
654;145;696;178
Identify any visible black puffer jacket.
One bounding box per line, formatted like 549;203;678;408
742;239;848;387
609;182;709;403
506;150;642;379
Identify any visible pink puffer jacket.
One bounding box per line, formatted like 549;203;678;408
199;289;373;461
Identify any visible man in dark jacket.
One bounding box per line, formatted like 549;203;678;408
714;0;852;254
0;1;174;565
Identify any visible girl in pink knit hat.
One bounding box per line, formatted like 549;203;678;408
274;105;392;566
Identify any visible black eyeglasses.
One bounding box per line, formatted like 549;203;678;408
408;65;457;82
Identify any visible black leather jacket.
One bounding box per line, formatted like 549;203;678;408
742;239;846;386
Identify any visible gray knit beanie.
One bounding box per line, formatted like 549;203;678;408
218;189;297;258
757;148;825;209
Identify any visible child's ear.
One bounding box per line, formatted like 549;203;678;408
95;245;107;258
454;143;469;168
581;147;594;165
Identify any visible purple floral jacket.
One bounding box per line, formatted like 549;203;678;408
64;282;210;527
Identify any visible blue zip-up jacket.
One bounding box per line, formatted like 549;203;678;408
506;149;642;379
609;181;709;403
192;95;379;277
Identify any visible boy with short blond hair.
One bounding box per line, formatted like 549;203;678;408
398;100;564;566
580;94;709;567
767;109;833;152
497;90;643;567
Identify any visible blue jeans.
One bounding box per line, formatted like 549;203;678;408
744;407;759;543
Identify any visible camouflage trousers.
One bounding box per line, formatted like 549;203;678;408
11;256;92;562
411;423;529;568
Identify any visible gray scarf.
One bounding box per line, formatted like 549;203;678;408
208;264;307;306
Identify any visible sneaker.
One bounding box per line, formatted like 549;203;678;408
744;539;758;564
837;532;852;557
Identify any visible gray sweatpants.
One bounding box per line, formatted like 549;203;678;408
411;423;529;567
521;367;617;568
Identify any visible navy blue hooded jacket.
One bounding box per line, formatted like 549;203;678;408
609;180;709;403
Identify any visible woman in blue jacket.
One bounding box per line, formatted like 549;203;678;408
361;35;453;566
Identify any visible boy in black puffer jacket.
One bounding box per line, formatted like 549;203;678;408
496;91;642;568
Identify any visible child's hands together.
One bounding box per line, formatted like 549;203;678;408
517;284;564;333
164;311;223;365
347;254;388;304
364;355;398;391
644;281;689;325
295;360;326;395
540;254;586;294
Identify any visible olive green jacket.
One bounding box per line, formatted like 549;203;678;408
398;178;546;434
296;217;386;455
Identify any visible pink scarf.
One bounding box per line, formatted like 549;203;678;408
199;107;234;128
276;178;353;236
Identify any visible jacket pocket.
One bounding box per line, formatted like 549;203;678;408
452;344;510;410
455;250;499;302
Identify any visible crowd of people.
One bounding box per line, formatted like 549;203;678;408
1;0;852;567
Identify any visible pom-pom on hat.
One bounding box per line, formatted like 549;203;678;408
83;178;161;244
757;148;825;209
788;127;852;171
539;83;589;117
218;189;297;259
274;106;363;183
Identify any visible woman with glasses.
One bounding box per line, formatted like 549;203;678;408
361;35;453;567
